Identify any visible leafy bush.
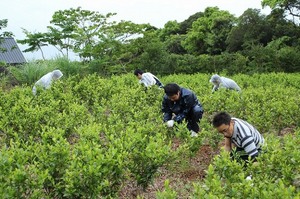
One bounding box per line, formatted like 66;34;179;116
192;130;300;198
0;72;300;197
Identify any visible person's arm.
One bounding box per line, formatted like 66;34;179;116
224;137;232;152
32;85;37;95
234;82;241;92
152;75;164;87
212;84;219;93
162;97;172;122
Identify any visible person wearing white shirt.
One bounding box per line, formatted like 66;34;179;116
209;74;241;93
32;69;63;95
134;69;163;88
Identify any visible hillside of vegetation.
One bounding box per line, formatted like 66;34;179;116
3;2;300;76
0;72;299;198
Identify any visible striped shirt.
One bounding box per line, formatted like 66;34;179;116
231;118;264;157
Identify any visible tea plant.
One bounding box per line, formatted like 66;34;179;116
0;72;299;198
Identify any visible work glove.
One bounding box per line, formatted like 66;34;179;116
166;120;175;128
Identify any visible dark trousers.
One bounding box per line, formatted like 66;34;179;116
186;105;203;133
154;77;164;88
155;81;164;88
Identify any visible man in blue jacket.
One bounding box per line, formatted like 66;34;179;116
162;83;204;137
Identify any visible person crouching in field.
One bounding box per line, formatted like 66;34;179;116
210;74;241;93
134;69;164;88
32;69;63;95
162;83;204;137
212;111;264;162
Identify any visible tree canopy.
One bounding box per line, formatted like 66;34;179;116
11;3;300;74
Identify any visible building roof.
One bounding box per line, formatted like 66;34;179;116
0;37;27;64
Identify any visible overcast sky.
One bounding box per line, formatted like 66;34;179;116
2;0;271;60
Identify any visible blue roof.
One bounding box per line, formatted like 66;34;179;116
0;37;27;64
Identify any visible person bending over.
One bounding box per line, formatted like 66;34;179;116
32;69;63;95
162;83;204;137
134;69;164;88
210;74;241;93
212;111;264;162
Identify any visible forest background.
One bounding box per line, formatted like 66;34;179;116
1;0;300;81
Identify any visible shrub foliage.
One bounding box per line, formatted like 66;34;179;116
0;72;299;197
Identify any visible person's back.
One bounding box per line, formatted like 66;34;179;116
220;76;241;91
141;72;157;87
210;74;241;93
35;72;53;89
32;69;63;95
231;117;264;157
134;69;163;88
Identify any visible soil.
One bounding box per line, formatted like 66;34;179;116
119;139;221;198
118;127;296;198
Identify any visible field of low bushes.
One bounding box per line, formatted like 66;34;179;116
0;72;299;198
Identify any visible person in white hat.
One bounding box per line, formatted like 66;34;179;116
32;69;63;95
209;74;241;93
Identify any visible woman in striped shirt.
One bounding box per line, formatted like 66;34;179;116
212;111;264;161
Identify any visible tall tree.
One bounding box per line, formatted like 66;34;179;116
226;9;273;52
164;34;187;54
48;7;148;62
178;12;204;34
182;7;236;55
0;19;14;52
157;20;187;54
158;20;180;41
17;29;48;60
262;0;300;24
132;30;169;72
47;7;114;60
90;20;151;73
266;8;300;46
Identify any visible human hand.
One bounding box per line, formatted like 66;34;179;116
166;120;175;128
173;115;183;123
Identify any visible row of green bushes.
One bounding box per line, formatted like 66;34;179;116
136;45;300;76
2;40;300;88
0;72;299;197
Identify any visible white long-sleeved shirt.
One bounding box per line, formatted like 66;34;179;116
210;74;241;93
139;72;159;87
32;70;63;95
